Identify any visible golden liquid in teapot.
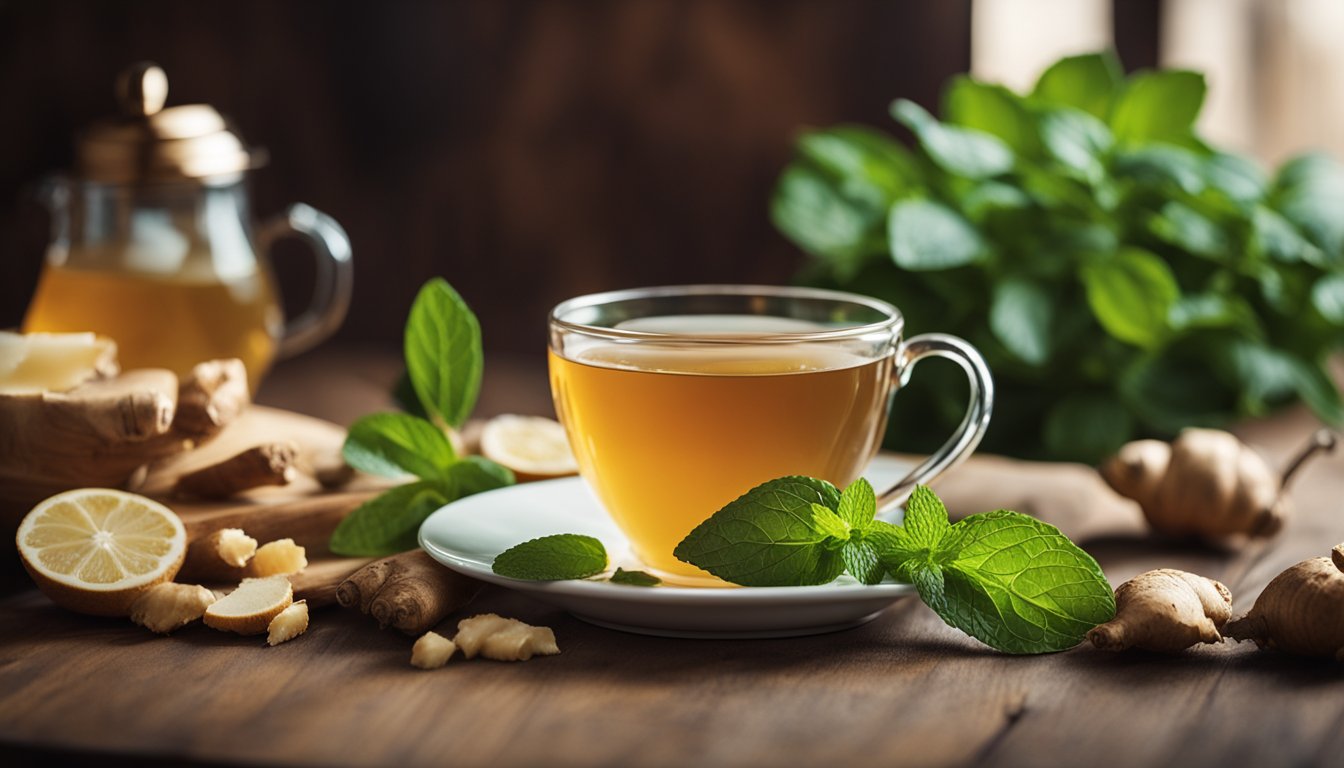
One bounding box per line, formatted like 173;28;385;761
23;264;281;392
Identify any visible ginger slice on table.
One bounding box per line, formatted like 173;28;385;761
266;600;309;646
203;575;293;635
247;538;308;577
410;631;459;669
129;583;216;634
454;613;559;661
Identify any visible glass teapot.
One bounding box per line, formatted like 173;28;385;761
23;63;352;392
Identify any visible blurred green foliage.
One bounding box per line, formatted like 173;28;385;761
772;52;1344;462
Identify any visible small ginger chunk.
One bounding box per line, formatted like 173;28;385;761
247;538;307;577
266;600;309;646
203;575;293;635
455;613;559;661
214;528;258;568
411;631;458;669
129;583;216;634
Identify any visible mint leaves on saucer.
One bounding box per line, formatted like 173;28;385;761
493;534;609;580
492;479;1116;654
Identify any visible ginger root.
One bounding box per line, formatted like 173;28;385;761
411;631;459;669
1100;428;1336;541
1224;543;1344;660
129;582;217;634
180;528;259;582
247;538;308;577
1088;569;1233;652
266;600;309;646
203;575;293;635
0;357;250;517
336;550;481;636
454;614;559;661
173;442;298;499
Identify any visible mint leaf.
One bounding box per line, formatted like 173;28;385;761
493;534;607;580
405;278;482;429
842;538;885;585
907;510;1116;654
329;480;449;557
342;412;456;480
1109;69;1206;145
609;568;661;587
1081;247;1180;348
836;478;876;529
1030;52;1124;119
448;455;516;494
990;277;1053;366
673;476;844;587
888;198;986;271
901;485;952;548
942;76;1040;155
810;503;851;542
890;99;1014;179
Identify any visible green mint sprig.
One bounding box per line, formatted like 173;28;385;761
329;279;515;557
492;480;1116;654
493;534;608;580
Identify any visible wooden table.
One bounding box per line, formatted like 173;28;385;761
3;349;1342;767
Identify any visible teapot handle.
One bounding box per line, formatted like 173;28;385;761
257;203;353;359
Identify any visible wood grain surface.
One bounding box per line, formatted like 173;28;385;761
1;352;1342;768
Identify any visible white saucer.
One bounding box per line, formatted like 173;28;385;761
419;455;917;638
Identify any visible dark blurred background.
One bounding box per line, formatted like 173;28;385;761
0;0;1163;359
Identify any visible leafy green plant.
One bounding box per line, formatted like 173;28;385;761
329;279;515;556
772;51;1344;461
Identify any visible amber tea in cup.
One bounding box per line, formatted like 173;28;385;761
548;286;992;580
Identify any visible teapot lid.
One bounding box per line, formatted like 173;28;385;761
75;62;264;184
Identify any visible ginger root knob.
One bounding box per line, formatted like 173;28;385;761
1224;542;1344;660
1087;569;1233;653
1100;428;1336;542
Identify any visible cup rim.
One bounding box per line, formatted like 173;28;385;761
549;284;904;343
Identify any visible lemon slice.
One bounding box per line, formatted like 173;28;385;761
16;488;186;616
480;414;579;482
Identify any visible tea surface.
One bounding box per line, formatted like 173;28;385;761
550;339;891;577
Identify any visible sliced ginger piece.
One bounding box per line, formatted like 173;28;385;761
129;582;216;634
181;528;258;581
455;613;559;661
203;575;293;635
247;538;307;577
0;331;118;394
411;631;458;669
266;600;309;646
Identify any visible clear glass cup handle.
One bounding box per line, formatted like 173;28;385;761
257;203;353;359
877;332;994;516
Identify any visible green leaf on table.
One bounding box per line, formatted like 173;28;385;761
888;199;986;271
1038;108;1113;183
493;534;608;581
899;484;953;550
1081;247;1180;348
448;455;517;495
1109;69;1206;145
943;76;1040;155
673;476;845;587
405;278;483;429
342;412;456;480
329;480;450;557
836;477;877;529
990;277;1053;366
1030;51;1124;119
890;99;1015;179
609;568;661;587
905;510;1116;654
1312;273;1344;324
